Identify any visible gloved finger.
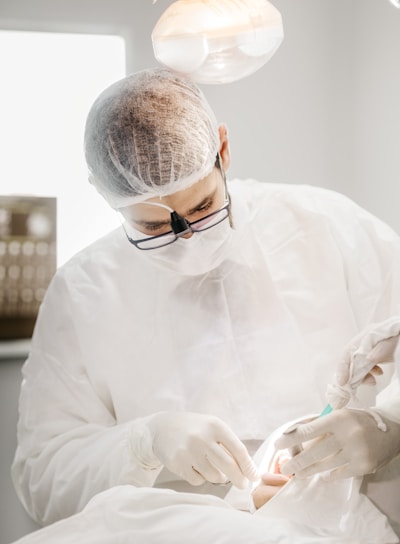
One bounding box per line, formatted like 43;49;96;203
367;335;399;364
206;443;249;488
279;435;340;477
180;465;207;486
192;455;228;485
275;415;334;451
215;431;259;481
237;453;260;482
287;451;348;479
335;349;352;386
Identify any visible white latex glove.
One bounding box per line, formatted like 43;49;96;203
274;407;400;480
331;317;400;409
129;411;259;488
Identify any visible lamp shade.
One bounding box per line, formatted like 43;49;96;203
152;0;284;84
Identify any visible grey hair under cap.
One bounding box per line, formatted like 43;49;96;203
84;68;220;208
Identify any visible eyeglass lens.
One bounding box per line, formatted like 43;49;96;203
134;206;229;250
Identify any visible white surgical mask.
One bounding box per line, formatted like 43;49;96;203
138;218;234;276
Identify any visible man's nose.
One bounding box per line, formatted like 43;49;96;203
180;231;194;239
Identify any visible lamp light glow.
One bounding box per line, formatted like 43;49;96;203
152;0;284;84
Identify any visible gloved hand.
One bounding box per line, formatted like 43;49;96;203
129;411;259;488
275;407;400;480
335;317;400;400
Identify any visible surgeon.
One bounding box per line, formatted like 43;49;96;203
12;68;400;526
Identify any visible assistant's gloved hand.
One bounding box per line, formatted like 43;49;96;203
275;408;400;480
129;411;259;488
334;317;400;403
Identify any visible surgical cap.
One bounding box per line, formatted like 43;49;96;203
84;68;220;208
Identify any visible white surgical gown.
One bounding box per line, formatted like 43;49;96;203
12;179;400;525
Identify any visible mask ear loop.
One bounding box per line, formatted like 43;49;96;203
141;201;174;213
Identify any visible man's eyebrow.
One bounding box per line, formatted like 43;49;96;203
185;189;217;216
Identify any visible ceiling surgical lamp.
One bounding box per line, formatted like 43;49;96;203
151;0;284;84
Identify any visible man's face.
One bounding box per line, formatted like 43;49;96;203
120;166;225;237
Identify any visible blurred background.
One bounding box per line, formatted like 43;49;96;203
0;1;399;542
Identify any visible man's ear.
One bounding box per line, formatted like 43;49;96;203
218;124;231;171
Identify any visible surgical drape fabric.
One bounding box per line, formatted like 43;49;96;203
10;429;399;544
12;180;400;525
9;485;374;544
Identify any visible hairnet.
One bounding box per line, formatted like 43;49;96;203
84;68;220;208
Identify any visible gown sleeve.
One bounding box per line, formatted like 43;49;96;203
11;270;162;526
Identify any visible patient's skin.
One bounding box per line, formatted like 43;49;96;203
252;451;292;509
252;472;291;509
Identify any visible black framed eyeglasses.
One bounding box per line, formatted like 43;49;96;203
122;153;232;250
123;200;230;250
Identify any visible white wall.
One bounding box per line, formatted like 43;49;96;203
204;0;400;234
351;0;400;232
1;1;400;542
